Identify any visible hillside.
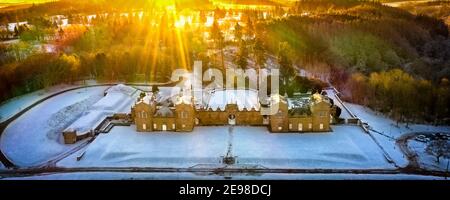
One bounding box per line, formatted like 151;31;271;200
259;0;450;123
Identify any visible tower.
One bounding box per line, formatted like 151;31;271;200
269;94;289;132
175;95;195;132
310;93;331;132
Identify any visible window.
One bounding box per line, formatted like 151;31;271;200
289;123;292;130
298;123;302;131
136;112;140;118
278;126;282;131
180;111;189;119
153;123;157;129
320;123;324;130
142;123;146;130
141;111;147;119
308;123;312;129
172;124;176;129
182;124;186;128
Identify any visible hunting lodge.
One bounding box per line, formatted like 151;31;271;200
132;87;333;133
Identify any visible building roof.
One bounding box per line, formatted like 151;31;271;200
136;86;193;106
287;97;311;110
155;106;174;117
287;92;330;116
206;89;260;111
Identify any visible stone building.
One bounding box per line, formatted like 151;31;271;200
131;87;332;133
269;92;331;132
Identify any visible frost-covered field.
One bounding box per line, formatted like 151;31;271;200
1;83;449;179
0;81;99;123
0;86;108;166
346;103;450;169
58;125;393;169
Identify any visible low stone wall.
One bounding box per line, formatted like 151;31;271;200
196;110;263;126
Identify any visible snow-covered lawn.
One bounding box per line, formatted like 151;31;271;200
324;89;354;119
2;81;449;178
58;125;394;169
345;102;450;169
0;86;108;167
0;81;99;123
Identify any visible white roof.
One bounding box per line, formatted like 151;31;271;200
66;111;112;135
137;92;154;105
175;95;192;105
287;97;311;109
206;89;260;111
155;87;181;103
64;84;137;135
155;106;174;117
106;84;136;96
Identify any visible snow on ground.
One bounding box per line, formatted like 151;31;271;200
0;86;108;167
409;140;450;171
0;84;71;123
233;126;391;169
2;172;445;180
58;125;393;169
345;102;450;168
324;89;354;119
0;82;99;123
45;95;100;140
65;84;137;134
59;126;227;168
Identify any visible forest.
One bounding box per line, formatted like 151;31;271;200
0;0;449;124
257;0;450;124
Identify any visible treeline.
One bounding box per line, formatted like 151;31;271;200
345;69;450;124
0;53;77;100
258;0;450;123
0;11;208;102
0;0;212;24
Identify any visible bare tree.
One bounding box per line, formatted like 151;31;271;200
426;139;450;163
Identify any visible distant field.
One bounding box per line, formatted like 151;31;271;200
0;3;33;11
0;0;56;11
0;0;55;3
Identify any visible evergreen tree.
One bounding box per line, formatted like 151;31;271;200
236;41;248;69
253;37;266;69
278;42;295;87
211;19;224;68
234;22;242;42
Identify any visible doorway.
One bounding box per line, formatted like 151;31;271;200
228;114;236;125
